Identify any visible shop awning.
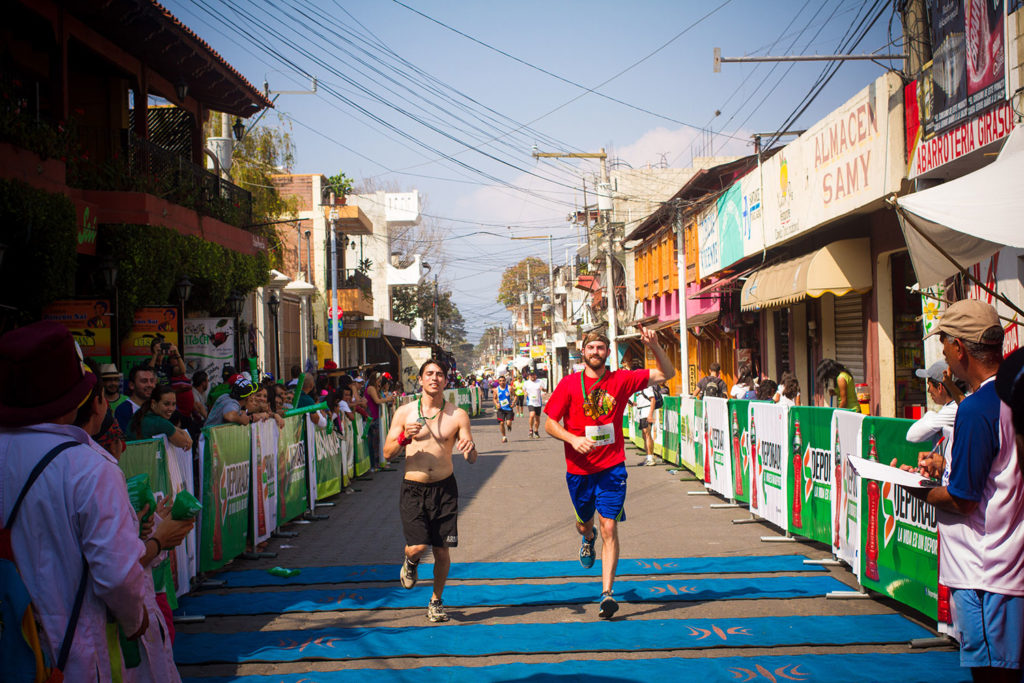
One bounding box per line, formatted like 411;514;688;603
740;238;871;311
895;128;1024;289
687;266;757;300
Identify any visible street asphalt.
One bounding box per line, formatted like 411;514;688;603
176;404;956;679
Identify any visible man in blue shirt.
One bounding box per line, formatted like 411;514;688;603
492;375;514;443
913;299;1024;681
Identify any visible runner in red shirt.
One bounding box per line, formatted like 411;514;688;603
544;324;674;619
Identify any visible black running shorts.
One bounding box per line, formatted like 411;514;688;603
400;474;459;548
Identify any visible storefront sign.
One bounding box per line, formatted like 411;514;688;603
121;306;179;375
337;326;381;339
909;101;1015;177
918;0;1006;139
759;72;904;250
184;317;235;379
42;299;112;363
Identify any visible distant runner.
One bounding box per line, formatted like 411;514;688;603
544;325;674;619
493;374;514;442
523;369;546;439
513;375;526;417
384;358;478;623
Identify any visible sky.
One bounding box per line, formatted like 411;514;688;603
165;0;904;343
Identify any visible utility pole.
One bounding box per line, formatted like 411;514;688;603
531;147;616;368
526;260;535;371
675;201;690;396
433;274;440;346
328;194;340;366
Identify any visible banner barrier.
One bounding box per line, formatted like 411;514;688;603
621;397;940;625
729;400;752;504
705;397;734;500
251;419;278;546
786;407;835;545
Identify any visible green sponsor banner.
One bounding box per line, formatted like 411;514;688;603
277;416;308;524
859;417;938;620
661;397;681;465
728;400;751;504
200;425;251;572
121;439;175;604
353;414;372;478
693;399;706;479
454;388;473;415
312;422;343;500
787;407;834;544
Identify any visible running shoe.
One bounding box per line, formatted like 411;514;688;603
644;458;657;466
502;436;508;443
427;598;450;622
598;592;618;619
400;557;418;589
579;529;597;569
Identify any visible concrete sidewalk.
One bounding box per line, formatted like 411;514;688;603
177;405;954;679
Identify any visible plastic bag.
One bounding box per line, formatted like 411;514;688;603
171;490;203;520
267;567;301;578
125;473;156;521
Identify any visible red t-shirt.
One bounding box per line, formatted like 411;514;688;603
544;368;650;475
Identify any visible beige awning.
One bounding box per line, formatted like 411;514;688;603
740;238;871;311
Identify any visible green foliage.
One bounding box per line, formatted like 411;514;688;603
391;282;466;348
0;78;71;160
324;171;353;199
98;224;272;338
230;118;299;227
497;256;549;308
0;179;77;321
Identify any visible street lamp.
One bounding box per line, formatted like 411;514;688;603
97;256;119;366
174;276;192;357
175;276;193;304
268;292;281;379
228;291;245;367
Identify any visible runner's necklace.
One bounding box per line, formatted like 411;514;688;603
580;368;608;418
417;396;445;424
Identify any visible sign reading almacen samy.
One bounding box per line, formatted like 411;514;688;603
698;72;906;279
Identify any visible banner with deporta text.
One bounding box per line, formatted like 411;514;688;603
787;407;835;545
251;419;279;546
200;424;251;572
277;415;308;524
832;409;865;578
704;397;734;499
749;402;790;529
858;416;938;620
728;400;751;505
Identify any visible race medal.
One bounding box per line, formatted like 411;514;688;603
585;423;615;445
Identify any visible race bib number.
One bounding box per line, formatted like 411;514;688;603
499;399;510;408
585;423;615;445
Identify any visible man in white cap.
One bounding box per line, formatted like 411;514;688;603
905;360;964;481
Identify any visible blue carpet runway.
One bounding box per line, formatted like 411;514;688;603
175;574;848;616
174;613;931;664
212;554;823;587
184;651;968;682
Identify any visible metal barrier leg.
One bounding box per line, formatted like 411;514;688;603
803;558;841;566
761;532;798;542
909;636;957;649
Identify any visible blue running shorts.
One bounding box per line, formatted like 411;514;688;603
950;588;1024;670
566;462;627;524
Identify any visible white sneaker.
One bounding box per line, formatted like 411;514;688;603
502;436;508;443
644;458;657;466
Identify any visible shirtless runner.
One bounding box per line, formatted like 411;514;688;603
383;357;478;622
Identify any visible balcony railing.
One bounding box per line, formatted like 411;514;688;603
68;134;253;229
